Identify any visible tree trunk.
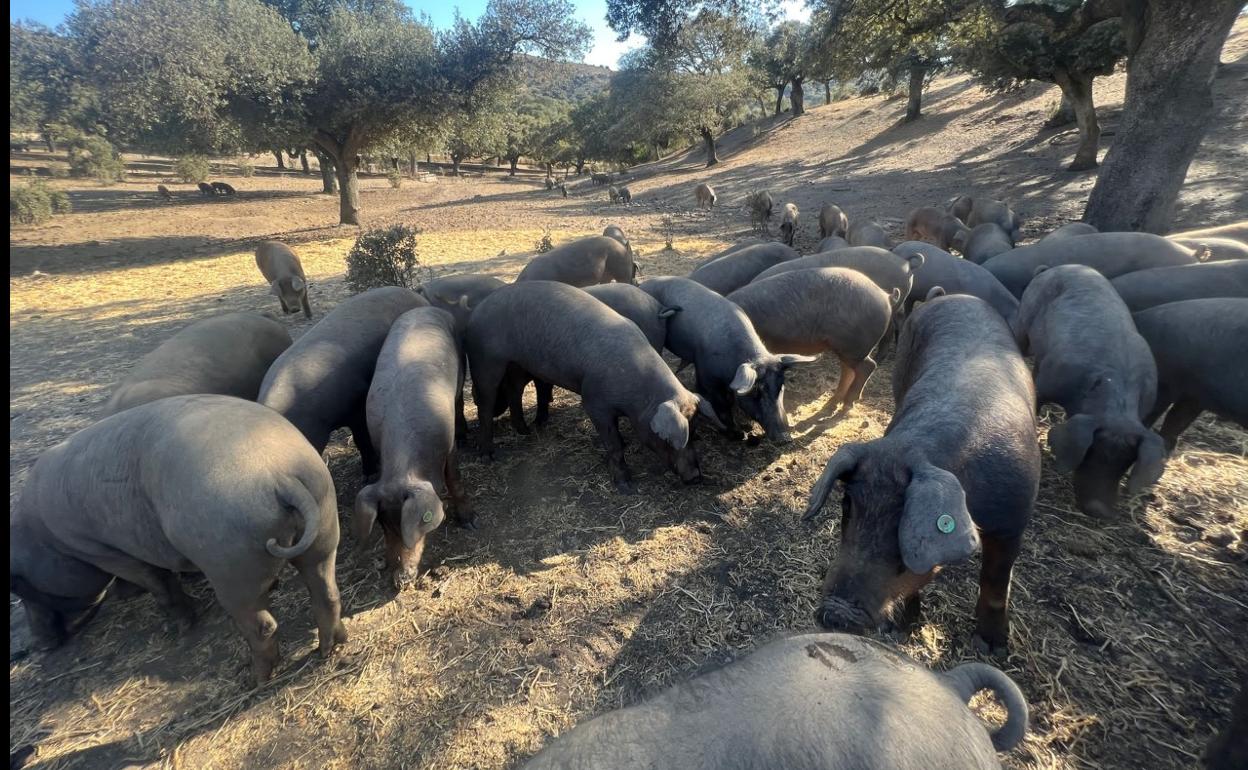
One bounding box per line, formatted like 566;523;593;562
42;128;56;153
509;155;518;176
333;158;361;226
791;77;805;116
273;150;285;169
824;80;832;104
1084;0;1242;233
1044;92;1076;128
451;154;462;176
575;157;585;175
756;94;767;115
700;126;719;167
299;148;310;174
774;87;785;115
905;63;927;122
314;150;337;194
409;151;418;175
1054;70;1100;172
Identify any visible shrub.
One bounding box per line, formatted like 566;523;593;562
534;227;554;253
10;181;71;225
345;224;422;292
661;215;675;251
387;170;403;189
237;158;255;178
173;155;212;184
66;134;125;183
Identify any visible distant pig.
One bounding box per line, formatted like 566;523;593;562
1041;222;1098;242
521;633;1028;770
584;283;679;353
819;202;849;239
893;242;1018;322
966;198;1021;241
805;294;1039;654
259;287;427;478
641;276;814;442
905;206;970;251
255;240;312;319
748;190;774;233
516;235;636;286
1110;260;1248;311
355;308;473;589
952;223;1014;264
688;242;800;295
103;312;292;416
1013;265;1167;518
847;219;890;248
780;203;799;246
10;395;347;685
728;268;891;411
618;186;632;204
1133;298;1248;450
694;183;717;209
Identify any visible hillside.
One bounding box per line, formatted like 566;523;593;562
517;55;612;103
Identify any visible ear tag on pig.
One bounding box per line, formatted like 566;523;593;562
937;514;956;534
422;510;434;524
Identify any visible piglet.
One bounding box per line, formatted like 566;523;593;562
255;241;312;319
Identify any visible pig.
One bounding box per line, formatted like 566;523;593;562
847;219;890;248
694;183;717;209
728;268;891;411
688;242;800;295
197;182;215;196
1132;298;1248;450
952;223;1014;264
702;239;768;263
893;242;1018;322
905;206;970;251
1110;260;1248;311
753;246;924;308
516;235;636;286
1041;222;1098;241
211;181;236;196
818;234;850;252
355;308;473;589
780;203;799;247
618;186;632;204
465;281;720;493
640;276;814;442
258;286;427;478
102;312;292;416
805;293;1040;654
749;190;774;233
415;273;507;337
608;185;620;203
584;283;679;353
1170;237;1248;262
1013;265;1167;518
9;395;347;685
946;194;974;223
521;633;1027;770
157;184;173;201
819;202;849;239
966;198;1021;240
983;232;1204;298
255;240;312;319
602;224;630;250
1168;220;1248;244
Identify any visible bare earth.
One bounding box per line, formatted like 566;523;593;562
9;23;1248;770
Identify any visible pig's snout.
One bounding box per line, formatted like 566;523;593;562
815;595;873;634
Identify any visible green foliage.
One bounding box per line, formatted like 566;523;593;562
66;133;124;182
345;224;422;292
238;158;256;178
10;180;71;225
10;22;98;137
173;156;212;184
534;227;554;253
387;170;403;188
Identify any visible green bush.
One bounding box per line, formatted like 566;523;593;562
10;181;71;225
66;134;125;183
345;224;422;292
387;170;403;189
237;158;255;178
534;227;554;253
173;155;212;184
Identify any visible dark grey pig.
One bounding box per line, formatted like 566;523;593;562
640;276;814;442
753;246;924;307
102;312;292;416
9;395;347;685
983;232;1202;298
847;219;890;248
688;242;800;295
805;294;1039;654
1014;265;1166;518
521;633;1027;770
258;286;427;478
1041;222;1098;241
584;283;678;352
1133;298;1248;450
952;223;1014;264
465;281;720;493
818;234;850;252
893;241;1019;322
356;308;473;589
415;273;507;336
516;235;635;286
728;268;891;411
1110;260;1248;311
255;240;312;319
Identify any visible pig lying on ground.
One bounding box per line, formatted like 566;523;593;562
1109;260;1248;311
818;234;850;252
847;219;890;248
1013;265;1166;518
197;182;215;196
255;241;312;319
10;395;347;685
728;268;890;412
780;203;799;247
905;206;970;251
1170;237;1248;262
893;242;1018;322
259;287;427;478
983;232;1203;298
688;242;800;295
465;281;719;493
805;293;1039;654
516;236;635;286
1168;220;1248;244
584;283;678;353
694;183;717;209
521;633;1027;770
641;276;813;442
953;223;1014;264
819;202;849;239
1132;298;1248;450
102;312;291;416
211;182;236;196
1041;222;1098;241
356;308;472;589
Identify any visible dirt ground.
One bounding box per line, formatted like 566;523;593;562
9;22;1248;770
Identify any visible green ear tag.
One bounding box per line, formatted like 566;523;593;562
422;510;434;524
936;514;956;534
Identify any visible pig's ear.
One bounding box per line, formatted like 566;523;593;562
926;286;946;301
400;493;444;550
1127;429;1167;494
730;363;759;395
352;484;381;550
649;400;690;449
900;465;979;575
905;252;926;272
291;276;306;292
804;443;867;522
1048;414;1097;472
777;354;817;369
695;396;726;430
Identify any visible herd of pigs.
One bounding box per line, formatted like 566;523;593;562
10;188;1248;768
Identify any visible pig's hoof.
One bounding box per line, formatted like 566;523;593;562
972;632;1009;659
391;570;418;592
1080;501;1116;520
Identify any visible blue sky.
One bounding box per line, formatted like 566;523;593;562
10;0;809;69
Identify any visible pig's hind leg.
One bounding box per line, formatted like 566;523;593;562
205;560;285;686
